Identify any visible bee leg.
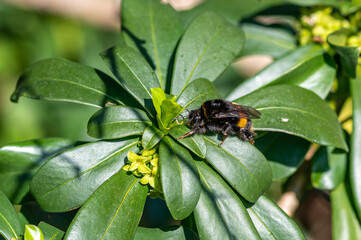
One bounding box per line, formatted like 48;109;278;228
177;129;196;140
239;130;255;144
219;135;228;146
219;123;232;146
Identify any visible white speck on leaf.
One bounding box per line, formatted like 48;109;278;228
281;118;289;122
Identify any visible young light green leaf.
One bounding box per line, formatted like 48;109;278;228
311;146;347;190
142;126;164;150
204;135;272;203
121;0;183;88
38;222;64;240
246;196;306;240
134;226;198;240
64;171;148;240
0;138;76;204
11;58;134;108
25;225;45;240
234;85;348;151
227;45;335;100
87;106;151;139
101;44;160;114
159;98;183;130
194;162;261;240
0;191;23;239
255;132;310;180
171;12;245;95
151;88;166;117
159;136;201;220
30;138;139;212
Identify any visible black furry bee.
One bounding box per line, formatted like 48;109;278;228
177;99;261;146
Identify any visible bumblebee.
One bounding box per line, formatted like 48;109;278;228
177;99;261;146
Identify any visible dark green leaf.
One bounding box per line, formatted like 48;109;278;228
227;45;335;100
30;138;139;212
204;135;272;202
194;162;261;240
159;136;201;220
331;182;361;240
169;125;207;158
171;12;245;95
142;126;164;150
10;58;134;108
134;226;199;240
177;78;222;112
64;171;148;240
87;106;151;139
0;191;23;239
121;0;183;88
240;23;296;58
350;69;361;221
0;138;76;203
24;224;44;240
38;222;64;240
255;133;310;180
311;146;347;190
234;85;348;151
247;196;305;239
286;0;339;6
101;44;160;114
328;29;360;78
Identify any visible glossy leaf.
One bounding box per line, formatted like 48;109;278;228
0;138;76;203
328;29;360;78
159;136;201;220
255;132;310;180
171;12;245;95
30;138;139;212
151;88;166;118
142;126;164;150
134;226;198;240
176;78;222;112
311;146;347;190
204;135;272;202
101;44;160;114
169;125;206;158
246;196;306;240
38;222;64;240
0;191;23;239
350;69;361;221
227;45;335;100
25;225;45;240
159;97;183;129
331;182;361;240
11;58;133;108
234;85;348;151
240;23;296;58
194;162;261;240
87;106;151;139
121;0;183;88
64;171;148;240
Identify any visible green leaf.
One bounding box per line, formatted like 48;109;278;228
30;138;139;212
25;225;45;240
255;133;310;180
151;88;167;117
38;222;64;240
311;146;347;190
0;191;23;239
234;85;348;151
169;125;207;158
64;171;148;240
159;98;183;129
101;43;160;114
87;106;151;139
204;135;272;203
240;23;296;58
327;29;360;78
159;136;201;220
194;162;261;240
176;78;222;112
0;138;76;203
227;45;335;100
121;0;183;88
246;196;306;240
142;126;164;150
171;12;245;95
350;69;361;221
134;226;199;240
331;182;361;240
10;58;134;108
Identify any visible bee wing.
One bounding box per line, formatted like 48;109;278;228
236;105;261;119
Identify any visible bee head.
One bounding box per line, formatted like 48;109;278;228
188;109;202;127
